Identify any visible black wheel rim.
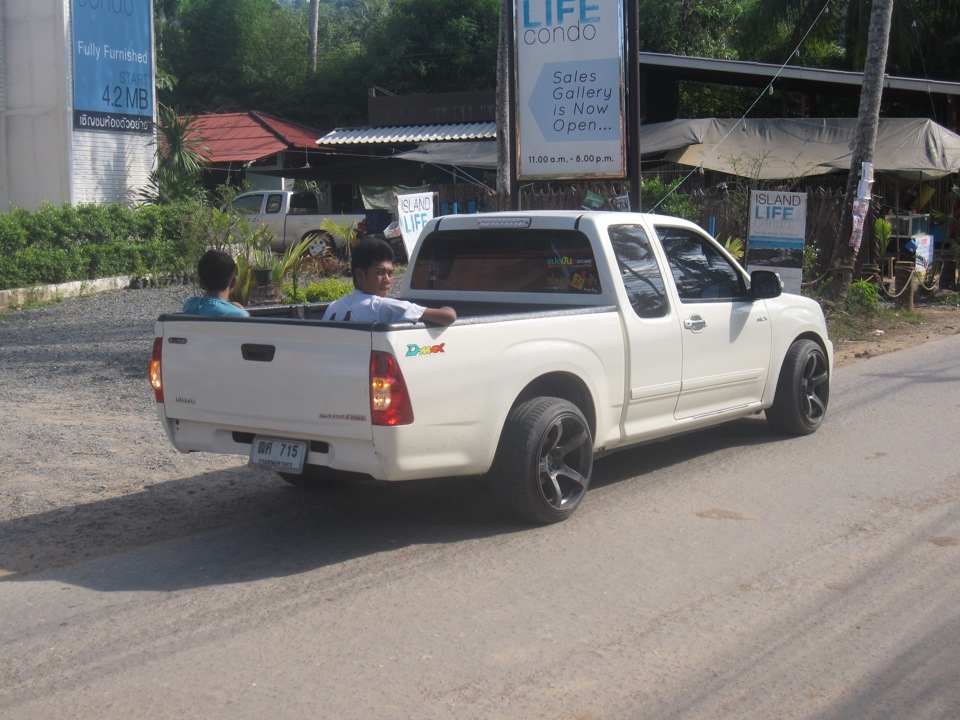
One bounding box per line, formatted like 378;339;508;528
536;412;592;512
800;349;829;423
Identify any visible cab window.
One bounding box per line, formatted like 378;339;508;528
656;226;746;302
608;224;669;318
231;194;264;215
265;194;283;213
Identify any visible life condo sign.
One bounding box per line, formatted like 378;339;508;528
71;0;155;134
515;0;626;179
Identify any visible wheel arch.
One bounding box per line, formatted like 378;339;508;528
510;371;597;441
764;329;832;407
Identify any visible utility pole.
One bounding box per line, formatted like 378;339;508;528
823;0;895;303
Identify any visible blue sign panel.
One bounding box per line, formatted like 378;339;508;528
72;0;154;133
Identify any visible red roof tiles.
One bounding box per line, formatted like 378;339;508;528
185;111;324;163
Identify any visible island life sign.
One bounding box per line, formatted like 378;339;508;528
746;190;807;294
72;0;155;134
515;0;625;179
398;192;435;259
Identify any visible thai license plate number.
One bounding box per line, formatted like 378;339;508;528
249;436;307;473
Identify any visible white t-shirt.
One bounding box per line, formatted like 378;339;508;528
322;289;426;323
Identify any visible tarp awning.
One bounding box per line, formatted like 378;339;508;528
641;118;960;180
391;118;960;180
395;141;498;169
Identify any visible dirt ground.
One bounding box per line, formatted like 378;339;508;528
831;304;960;367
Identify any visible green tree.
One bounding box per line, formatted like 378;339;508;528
165;0;290;111
362;0;498;94
639;0;742;58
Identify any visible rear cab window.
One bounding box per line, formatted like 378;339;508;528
608;224;670;319
409;229;602;294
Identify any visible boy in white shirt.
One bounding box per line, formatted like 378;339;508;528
322;238;456;325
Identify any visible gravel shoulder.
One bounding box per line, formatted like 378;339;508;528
0;287;958;578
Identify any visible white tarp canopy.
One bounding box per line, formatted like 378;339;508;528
639;117;960;180
396;118;960;180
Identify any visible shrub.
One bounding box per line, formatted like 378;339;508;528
282;277;353;304
0;201;197;290
641;176;700;221
847;278;881;314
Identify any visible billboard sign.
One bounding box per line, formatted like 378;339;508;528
746;190;807;294
72;0;154;134
515;0;625;179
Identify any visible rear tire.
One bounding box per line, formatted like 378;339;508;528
489;397;593;524
766;339;830;435
305;232;334;258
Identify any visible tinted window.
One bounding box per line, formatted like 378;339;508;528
410;229;601;294
231;194;263;215
656;226;746;301
289;192;319;214
265;194;283;213
608;224;669;318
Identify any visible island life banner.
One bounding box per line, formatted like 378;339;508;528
746;190;807;294
72;0;154;134
398;192;435;259
515;0;625;179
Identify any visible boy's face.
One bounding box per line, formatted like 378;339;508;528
356;260;394;297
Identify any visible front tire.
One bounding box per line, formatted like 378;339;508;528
489;397;594;524
766;339;830;435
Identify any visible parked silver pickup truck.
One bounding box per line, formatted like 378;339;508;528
228;190;366;255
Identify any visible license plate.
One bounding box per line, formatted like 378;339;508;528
249;436;307;474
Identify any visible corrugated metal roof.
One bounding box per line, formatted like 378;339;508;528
318;122;497;145
185;111;326;163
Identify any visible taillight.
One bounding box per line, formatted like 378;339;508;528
149;337;164;403
370;351;413;426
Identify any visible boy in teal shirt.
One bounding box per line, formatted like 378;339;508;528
182;250;250;317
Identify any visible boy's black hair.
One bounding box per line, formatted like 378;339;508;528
351;238;394;288
197;249;238;293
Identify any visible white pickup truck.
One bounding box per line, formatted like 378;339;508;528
150;211;832;523
228;190;366;254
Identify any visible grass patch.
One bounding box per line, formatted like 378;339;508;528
825;304;924;344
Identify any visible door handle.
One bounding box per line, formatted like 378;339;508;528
683;315;707;333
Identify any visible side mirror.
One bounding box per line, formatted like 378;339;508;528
750;270;782;299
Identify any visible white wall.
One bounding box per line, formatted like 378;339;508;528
0;0;155;211
1;0;73;209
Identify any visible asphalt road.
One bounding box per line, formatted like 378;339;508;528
2;333;959;719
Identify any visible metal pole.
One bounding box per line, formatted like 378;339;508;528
625;0;641;211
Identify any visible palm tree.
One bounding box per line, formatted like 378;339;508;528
823;0;895;303
309;0;320;74
141;105;208;204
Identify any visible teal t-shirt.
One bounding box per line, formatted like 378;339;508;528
182;296;250;317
